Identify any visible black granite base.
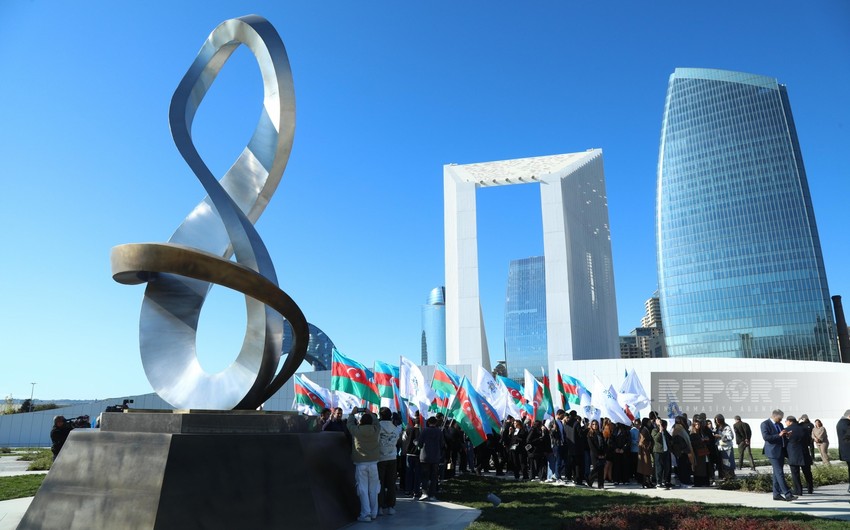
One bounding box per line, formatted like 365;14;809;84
19;412;358;529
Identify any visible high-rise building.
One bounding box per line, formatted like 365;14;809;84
619;295;666;359
444;150;620;376
504;256;548;381
657;68;838;361
421;286;447;366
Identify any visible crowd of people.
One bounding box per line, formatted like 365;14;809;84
317;405;850;521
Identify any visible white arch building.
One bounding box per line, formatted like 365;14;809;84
443;150;620;375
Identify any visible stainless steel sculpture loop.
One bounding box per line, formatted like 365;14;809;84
111;15;307;410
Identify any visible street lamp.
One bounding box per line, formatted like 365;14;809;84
29;382;35;413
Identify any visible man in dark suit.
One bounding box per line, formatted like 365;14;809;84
733;415;756;471
760;409;795;502
837;409;850;494
798;414;816;463
784;415;814;495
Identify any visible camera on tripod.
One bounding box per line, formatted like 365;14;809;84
104;399;134;413
64;415;91;428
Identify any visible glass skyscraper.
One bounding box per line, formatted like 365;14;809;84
504;256;548;380
421;286;447;365
657;68;838;362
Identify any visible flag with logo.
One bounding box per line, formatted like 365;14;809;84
618;368;650;414
399;355;434;418
331;349;380;405
474;366;506;422
590;376;632;425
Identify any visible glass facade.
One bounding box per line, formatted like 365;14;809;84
421;286;447;365
657;68;838;362
504;256;548;380
282;322;336;371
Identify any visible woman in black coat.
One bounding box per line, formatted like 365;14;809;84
586;420;607;489
507;419;529;481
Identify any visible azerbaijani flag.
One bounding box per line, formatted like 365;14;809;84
559;373;590;406
374;361;399;399
431;363;461;395
523;369;546;422
556;370;568;409
430;389;451;413
541;368;555;419
331;349;380;405
391;379;410;426
293;374;330;415
497;375;525;406
449;377;497;447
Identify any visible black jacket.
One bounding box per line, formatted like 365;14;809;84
785;422;813;466
837;417;850;462
733;421;752;445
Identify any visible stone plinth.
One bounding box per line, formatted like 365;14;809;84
19;411;357;529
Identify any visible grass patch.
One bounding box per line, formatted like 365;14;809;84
0;474;45;501
26;450;53;471
718;463;848;492
16;449;50;462
439;475;849;530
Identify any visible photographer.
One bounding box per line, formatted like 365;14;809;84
50;416;74;460
347;406;381;522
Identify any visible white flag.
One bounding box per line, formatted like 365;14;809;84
474;366;506;422
400;356;434;418
591;376;632;425
618;368;650;413
332;390;362;414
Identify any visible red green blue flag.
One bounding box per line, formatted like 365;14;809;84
541;368;555;418
373;361;399;399
497;375;525;406
449;377;500;447
431;363;461;395
331;349;380;405
559;372;590;406
293;374;330;415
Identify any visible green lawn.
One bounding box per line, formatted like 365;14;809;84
439;475;850;530
0;475;45;502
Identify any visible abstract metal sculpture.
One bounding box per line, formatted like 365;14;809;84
111;15;307;410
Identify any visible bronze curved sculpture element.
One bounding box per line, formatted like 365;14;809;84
111;15;307;410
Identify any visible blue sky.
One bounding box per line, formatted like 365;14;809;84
1;2;848;400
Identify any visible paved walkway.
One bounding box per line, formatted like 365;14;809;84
0;456;48;478
2;461;847;528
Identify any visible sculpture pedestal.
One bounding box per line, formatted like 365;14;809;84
19;411;358;529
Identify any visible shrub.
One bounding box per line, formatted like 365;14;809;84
17;449;51;464
715;463;847;492
27;451;53;471
0;447;11;454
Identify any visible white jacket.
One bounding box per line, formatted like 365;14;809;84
378;420;402;462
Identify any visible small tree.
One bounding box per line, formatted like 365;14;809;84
19;399;33;413
1;394;14;415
